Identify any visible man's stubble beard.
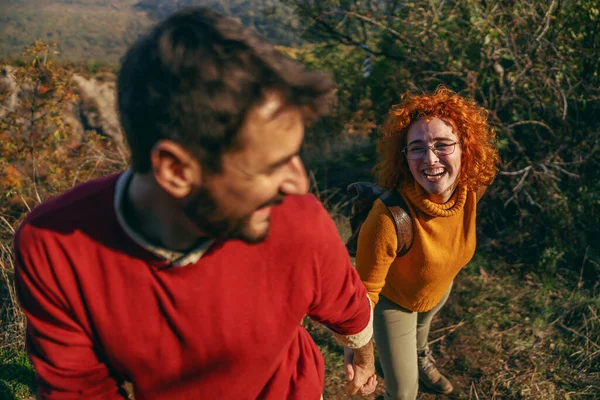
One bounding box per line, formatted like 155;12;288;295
182;186;284;244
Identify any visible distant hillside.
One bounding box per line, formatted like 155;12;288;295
0;0;298;64
134;0;298;45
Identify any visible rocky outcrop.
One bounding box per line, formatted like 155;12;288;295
0;65;19;119
72;73;124;146
1;66;124;147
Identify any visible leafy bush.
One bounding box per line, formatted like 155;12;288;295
285;0;600;280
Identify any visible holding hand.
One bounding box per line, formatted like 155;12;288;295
343;342;378;396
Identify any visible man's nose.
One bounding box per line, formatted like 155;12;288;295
280;155;309;195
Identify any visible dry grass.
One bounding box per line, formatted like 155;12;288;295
0;218;32;399
304;253;600;400
1;213;26;352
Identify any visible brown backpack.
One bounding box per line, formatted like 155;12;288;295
345;182;414;257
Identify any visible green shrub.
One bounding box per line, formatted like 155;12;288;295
286;0;600;278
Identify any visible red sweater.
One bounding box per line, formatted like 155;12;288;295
14;173;370;399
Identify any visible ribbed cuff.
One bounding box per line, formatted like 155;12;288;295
331;295;374;349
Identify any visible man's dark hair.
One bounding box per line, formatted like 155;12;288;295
118;7;334;173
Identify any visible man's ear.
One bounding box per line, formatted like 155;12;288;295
150;140;202;199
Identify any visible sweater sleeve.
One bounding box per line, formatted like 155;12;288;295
305;199;372;349
354;200;398;306
13;224;124;400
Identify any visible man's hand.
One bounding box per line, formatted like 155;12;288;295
343;339;377;396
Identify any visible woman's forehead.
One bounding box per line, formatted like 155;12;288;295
407;118;458;141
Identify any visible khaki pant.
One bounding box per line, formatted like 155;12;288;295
373;283;452;400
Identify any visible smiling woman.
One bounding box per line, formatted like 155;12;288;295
404;118;462;204
376;86;499;194
354;86;500;400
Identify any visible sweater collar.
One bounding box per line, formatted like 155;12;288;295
114;169;214;267
402;180;467;217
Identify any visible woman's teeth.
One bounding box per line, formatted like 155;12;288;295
423;169;445;178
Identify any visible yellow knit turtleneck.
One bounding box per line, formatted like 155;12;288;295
355;182;477;312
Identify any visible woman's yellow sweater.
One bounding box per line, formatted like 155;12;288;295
355;182;477;312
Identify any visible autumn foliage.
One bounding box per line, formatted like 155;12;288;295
0;41;125;239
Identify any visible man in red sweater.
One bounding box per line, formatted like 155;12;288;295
13;7;376;400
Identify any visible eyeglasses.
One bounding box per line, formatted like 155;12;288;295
402;141;460;160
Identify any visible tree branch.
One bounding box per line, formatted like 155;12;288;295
507;120;555;136
347;12;404;41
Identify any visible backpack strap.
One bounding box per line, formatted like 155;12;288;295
346;182;384;235
380;190;414;257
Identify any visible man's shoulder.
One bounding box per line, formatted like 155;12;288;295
279;193;323;213
276;193;328;226
271;193;338;244
15;173;122;247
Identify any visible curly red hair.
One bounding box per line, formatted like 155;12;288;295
375;86;500;192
